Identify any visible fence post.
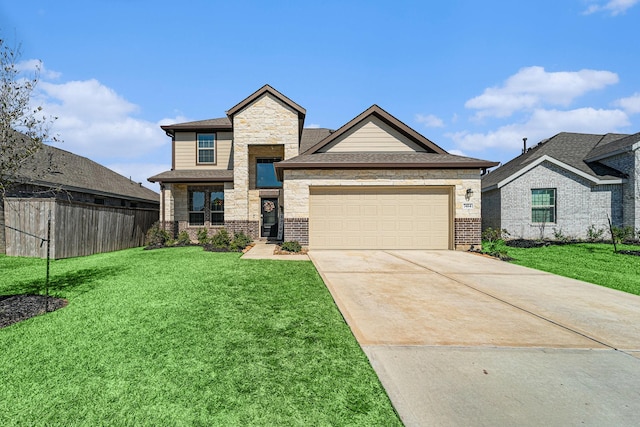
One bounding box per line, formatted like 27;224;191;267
45;210;51;312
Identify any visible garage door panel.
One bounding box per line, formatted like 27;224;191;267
309;186;451;250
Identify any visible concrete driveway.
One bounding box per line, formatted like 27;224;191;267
309;250;640;427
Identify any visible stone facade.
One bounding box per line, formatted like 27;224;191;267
227;92;299;232
483;161;624;240
283;168;482;250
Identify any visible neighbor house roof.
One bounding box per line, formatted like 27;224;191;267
147;169;234;183
482;132;629;191
14;144;159;203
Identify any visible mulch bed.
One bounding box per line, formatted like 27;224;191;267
273;245;308;255
0;295;68;329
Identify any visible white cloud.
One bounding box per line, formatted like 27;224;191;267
584;0;639;15
17;59;62;79
447;149;467;157
614;92;640;114
34;75;174;160
306;123;321;128
465;66;619;118
448;107;630;152
415;113;444;128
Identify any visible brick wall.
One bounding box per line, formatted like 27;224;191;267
454;217;481;250
283;217;308;245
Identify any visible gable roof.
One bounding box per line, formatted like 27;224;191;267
585;131;640;162
226;84;306;138
303;105;447;155
275;105;498;179
482;132;629;191
11;143;159;203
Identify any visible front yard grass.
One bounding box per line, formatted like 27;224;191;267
506;243;640;295
0;247;401;426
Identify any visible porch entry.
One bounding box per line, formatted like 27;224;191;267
261;198;279;238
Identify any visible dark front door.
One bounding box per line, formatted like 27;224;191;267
261;198;278;238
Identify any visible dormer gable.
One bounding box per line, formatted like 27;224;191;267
304;105;447;155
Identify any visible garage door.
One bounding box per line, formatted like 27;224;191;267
309;186;451;250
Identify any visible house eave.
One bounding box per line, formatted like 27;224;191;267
491;155;625;189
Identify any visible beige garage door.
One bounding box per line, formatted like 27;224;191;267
309;186;451;250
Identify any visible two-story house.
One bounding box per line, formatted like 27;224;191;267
148;85;498;250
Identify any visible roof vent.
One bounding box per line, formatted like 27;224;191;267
522;137;528;154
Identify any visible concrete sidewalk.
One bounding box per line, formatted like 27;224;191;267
309;250;640;426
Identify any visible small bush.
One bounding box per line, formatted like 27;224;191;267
586;225;605;242
480;227;510;259
611;226;635;244
553;228;568;242
177;231;191;246
280;241;302;253
197;228;210;245
230;231;253;252
146;222;170;246
211;228;231;248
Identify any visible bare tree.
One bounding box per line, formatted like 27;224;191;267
0;36;58;196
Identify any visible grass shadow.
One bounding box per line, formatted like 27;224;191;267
4;267;121;297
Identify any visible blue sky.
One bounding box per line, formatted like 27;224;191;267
2;0;640;191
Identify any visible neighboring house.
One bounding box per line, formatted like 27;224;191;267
1;141;159;258
149;85;497;250
481;132;640;240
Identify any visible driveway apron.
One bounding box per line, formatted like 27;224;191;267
309;250;640;427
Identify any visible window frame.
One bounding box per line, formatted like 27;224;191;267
196;133;216;165
256;157;282;189
531;188;556;224
188;189;206;226
188;186;225;227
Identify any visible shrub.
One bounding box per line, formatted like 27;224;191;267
481;227;510;259
280;241;302;253
553;228;568;242
145;222;170;246
611;226;634;244
230;231;253;252
197;228;210;245
210;228;231;249
177;231;191;246
586;225;605;242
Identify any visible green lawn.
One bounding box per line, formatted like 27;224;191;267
0;247;401;426
506;243;640;295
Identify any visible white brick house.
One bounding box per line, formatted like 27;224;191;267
149;85;497;250
481;132;640;239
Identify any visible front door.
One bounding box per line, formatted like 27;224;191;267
261;198;278;238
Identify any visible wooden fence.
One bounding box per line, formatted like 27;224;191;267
4;198;158;259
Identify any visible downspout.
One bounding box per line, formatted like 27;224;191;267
160;183;166;230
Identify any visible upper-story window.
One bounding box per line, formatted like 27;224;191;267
197;133;216;164
256;158;282;188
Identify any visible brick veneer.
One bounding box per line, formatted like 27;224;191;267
283;217;309;245
454;217;481;249
225;220;260;239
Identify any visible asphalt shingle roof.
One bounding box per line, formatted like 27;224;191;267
482;132;630;190
15;144;159;203
586;132;640;161
148;169;234;183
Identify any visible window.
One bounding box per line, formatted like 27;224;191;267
256;158;282;188
531;189;556;223
210;188;224;225
188;190;205;225
188;186;224;226
197;133;216;164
